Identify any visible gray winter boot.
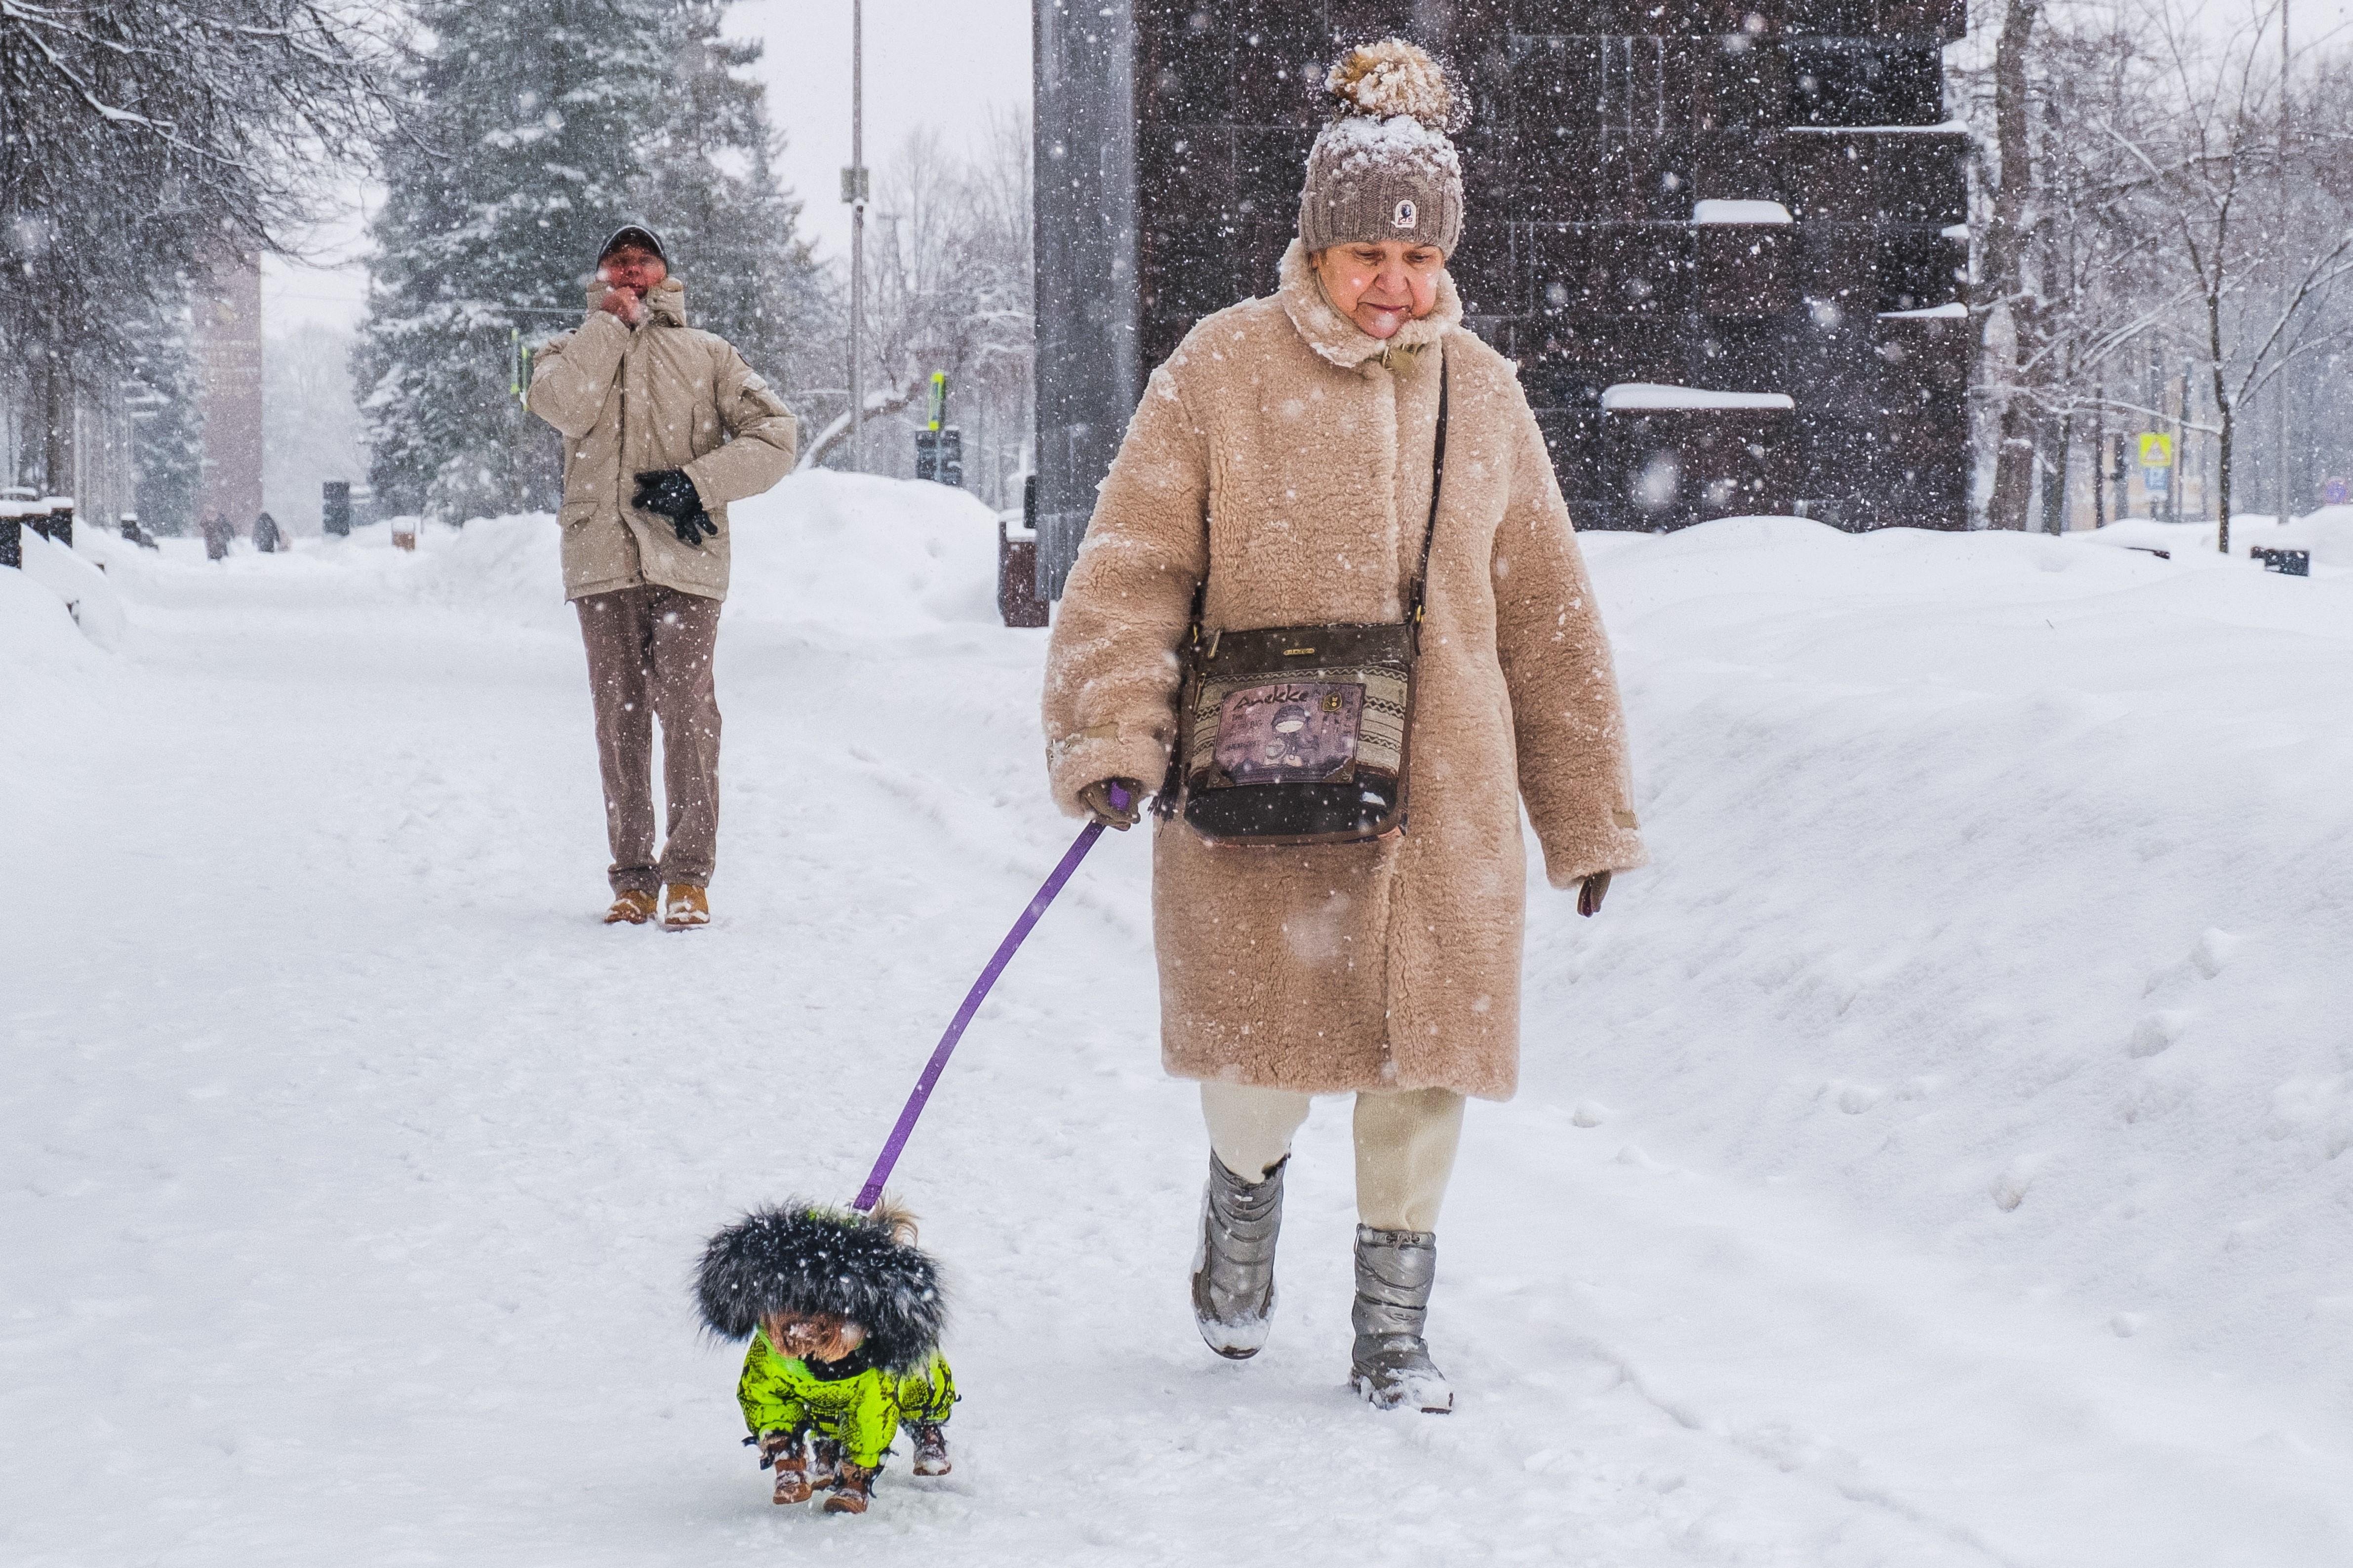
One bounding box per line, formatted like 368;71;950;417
1191;1153;1286;1359
1349;1224;1454;1413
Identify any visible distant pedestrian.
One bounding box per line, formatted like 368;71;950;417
252;512;282;553
526;223;798;930
199;507;233;562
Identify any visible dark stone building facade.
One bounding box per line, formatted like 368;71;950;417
1034;0;1971;594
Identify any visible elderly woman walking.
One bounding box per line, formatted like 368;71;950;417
1041;40;1646;1413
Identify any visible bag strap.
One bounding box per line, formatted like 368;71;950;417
1405;350;1450;632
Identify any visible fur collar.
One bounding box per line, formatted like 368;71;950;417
1276;238;1462;369
696;1202;945;1375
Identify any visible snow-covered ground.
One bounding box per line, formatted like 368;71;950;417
6;483;2352;1565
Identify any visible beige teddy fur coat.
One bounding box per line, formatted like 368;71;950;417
1042;241;1646;1099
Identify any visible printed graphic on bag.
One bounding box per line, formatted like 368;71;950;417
1212;682;1365;785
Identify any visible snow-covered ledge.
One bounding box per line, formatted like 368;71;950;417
1693;199;1793;225
1782;120;1970;135
1600;383;1796;411
1877;303;1967;319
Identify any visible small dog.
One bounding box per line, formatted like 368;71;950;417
699;1200;955;1513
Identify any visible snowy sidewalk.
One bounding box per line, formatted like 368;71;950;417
5;481;2351;1565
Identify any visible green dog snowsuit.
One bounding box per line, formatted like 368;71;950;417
737;1329;956;1467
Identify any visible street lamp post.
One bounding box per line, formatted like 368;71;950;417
2277;0;2292;529
846;0;867;473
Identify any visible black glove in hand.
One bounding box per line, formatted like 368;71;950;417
1577;870;1611;918
633;469;718;548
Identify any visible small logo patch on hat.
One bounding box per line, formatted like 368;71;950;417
1393;198;1417;229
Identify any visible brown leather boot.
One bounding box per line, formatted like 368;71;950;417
662;883;709;930
908;1421;952;1476
808;1437;842;1494
603;888;657;925
822;1461;877;1514
756;1431;811;1505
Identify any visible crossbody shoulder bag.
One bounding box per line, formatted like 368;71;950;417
1161;352;1449;847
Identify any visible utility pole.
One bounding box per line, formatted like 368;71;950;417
2091;385;2106;529
2184;356;2198;520
846;0;867;473
2171;366;2186;524
2276;0;2292;530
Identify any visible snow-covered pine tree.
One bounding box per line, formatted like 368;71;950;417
353;0;672;522
635;3;826;398
124;299;205;537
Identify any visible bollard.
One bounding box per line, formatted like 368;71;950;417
323;480;352;537
36;496;73;548
998;475;1048;627
2250;546;2310;577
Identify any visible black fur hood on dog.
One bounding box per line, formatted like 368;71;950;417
695;1202;945;1374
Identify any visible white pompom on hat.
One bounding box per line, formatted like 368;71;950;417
1298;40;1466;257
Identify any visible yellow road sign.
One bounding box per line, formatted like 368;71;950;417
2138;433;2174;468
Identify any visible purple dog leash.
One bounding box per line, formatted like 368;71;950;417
852;784;1130;1212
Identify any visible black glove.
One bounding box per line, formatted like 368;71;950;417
1578;870;1611;918
634;469;717;547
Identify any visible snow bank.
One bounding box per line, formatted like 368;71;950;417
0;558;100;676
2084;510;2353;572
11;527;127;650
1560;516;2353;1403
727;471;1002;634
322;472;1003;639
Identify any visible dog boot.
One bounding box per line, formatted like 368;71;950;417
1349;1224;1453;1413
755;1430;812;1505
908;1421;952;1476
604;888;657;925
662;884;709;930
822;1462;877;1515
1191;1153;1286;1359
807;1437;843;1495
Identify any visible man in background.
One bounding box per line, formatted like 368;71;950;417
527;224;797;929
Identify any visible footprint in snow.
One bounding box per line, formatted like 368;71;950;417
2192;927;2245;978
1992;1154;2048;1212
2128;1011;2190;1059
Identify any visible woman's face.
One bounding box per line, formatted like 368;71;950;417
1312;240;1446;340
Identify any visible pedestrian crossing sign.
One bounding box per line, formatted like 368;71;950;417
2138;433;2173;468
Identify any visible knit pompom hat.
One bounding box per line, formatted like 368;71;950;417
1297;40;1465;257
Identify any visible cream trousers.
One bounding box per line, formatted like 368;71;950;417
1199;1082;1465;1233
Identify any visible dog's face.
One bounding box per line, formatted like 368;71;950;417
763;1312;867;1363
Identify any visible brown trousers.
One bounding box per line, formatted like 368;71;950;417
575;586;723;894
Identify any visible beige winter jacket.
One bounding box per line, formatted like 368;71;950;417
1043;241;1647;1100
527;277;797;601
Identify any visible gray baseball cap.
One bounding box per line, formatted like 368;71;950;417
598;223;668;263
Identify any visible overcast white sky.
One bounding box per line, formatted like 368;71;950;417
748;0;1032;260
264;0;1032;335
